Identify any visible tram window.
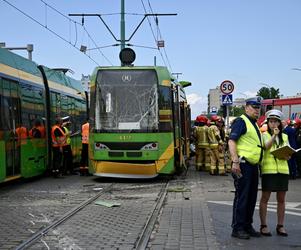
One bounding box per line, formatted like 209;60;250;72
158;86;173;132
50;92;62;120
95;70;159;131
0;81;3;132
158;86;172;109
21;83;45;129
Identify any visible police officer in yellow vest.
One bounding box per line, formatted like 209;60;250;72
259;109;289;236
228;96;263;239
194;115;209;171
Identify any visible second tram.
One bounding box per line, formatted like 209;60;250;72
0;47;88;182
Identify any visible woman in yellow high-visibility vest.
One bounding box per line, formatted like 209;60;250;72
259;109;289;237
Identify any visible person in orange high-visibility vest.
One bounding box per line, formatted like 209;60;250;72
16;124;28;146
80;120;89;176
29;118;46;138
51;117;66;177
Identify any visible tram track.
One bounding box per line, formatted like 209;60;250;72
134;181;169;250
2;176;172;249
15;184;114;250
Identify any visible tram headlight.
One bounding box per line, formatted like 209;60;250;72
94;142;109;151
141;142;158;150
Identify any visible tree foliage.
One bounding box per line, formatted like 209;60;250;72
257;87;280;99
218;105;244;117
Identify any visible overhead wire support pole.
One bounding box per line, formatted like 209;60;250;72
120;0;125;51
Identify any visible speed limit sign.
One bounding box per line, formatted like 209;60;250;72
220;80;234;94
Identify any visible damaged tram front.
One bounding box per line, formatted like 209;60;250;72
89;51;191;178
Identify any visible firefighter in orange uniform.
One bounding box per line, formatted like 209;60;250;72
80;120;89;175
194;115;209;171
51;117;66;176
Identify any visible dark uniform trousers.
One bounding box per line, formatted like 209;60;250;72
232;161;259;231
52;147;62;172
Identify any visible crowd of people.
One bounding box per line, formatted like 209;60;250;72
193;96;301;239
51;117;89;177
192;114;231;176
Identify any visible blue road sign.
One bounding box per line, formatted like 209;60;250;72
222;94;233;105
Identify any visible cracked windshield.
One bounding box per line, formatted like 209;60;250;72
95;70;158;131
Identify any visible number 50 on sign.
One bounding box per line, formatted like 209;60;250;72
220;80;234;94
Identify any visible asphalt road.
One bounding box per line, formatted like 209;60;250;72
200;172;301;249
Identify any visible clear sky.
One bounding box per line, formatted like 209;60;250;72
1;0;301;119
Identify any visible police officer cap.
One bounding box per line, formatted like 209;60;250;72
245;96;263;105
266;109;283;121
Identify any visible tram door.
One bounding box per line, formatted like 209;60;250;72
0;78;21;177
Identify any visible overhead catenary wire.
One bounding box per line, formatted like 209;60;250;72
39;0;113;65
140;0;173;72
1;0;113;66
146;0;173;72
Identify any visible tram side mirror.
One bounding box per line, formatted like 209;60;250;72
179;81;192;88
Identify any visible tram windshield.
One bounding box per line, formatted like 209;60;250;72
95;69;158;132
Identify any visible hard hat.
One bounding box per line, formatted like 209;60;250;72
295;118;301;127
210;115;221;122
266;109;283;121
196;115;208;123
260;119;267;127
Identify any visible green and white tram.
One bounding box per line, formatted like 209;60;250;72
0;48;87;182
89;49;191;178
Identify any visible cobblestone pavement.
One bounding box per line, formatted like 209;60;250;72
0;165;219;250
149;167;218;250
0;175;109;249
0;175;169;250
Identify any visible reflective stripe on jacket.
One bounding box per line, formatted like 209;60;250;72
261;132;289;175
82;122;89;144
236;114;263;165
51;125;66;147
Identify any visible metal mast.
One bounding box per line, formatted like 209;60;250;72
120;0;125;51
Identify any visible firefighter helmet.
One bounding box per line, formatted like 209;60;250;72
196;115;208;123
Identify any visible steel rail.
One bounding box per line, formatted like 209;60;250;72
15;184;114;250
134;181;169;250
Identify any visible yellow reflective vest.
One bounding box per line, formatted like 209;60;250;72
261;132;289;175
236;114;263;165
63;127;71;145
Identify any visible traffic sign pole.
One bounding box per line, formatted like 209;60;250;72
226;106;229;130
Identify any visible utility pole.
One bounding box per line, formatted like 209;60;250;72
69;4;176;64
0;43;33;60
120;0;125;51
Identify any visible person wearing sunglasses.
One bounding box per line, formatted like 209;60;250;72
228;96;264;239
